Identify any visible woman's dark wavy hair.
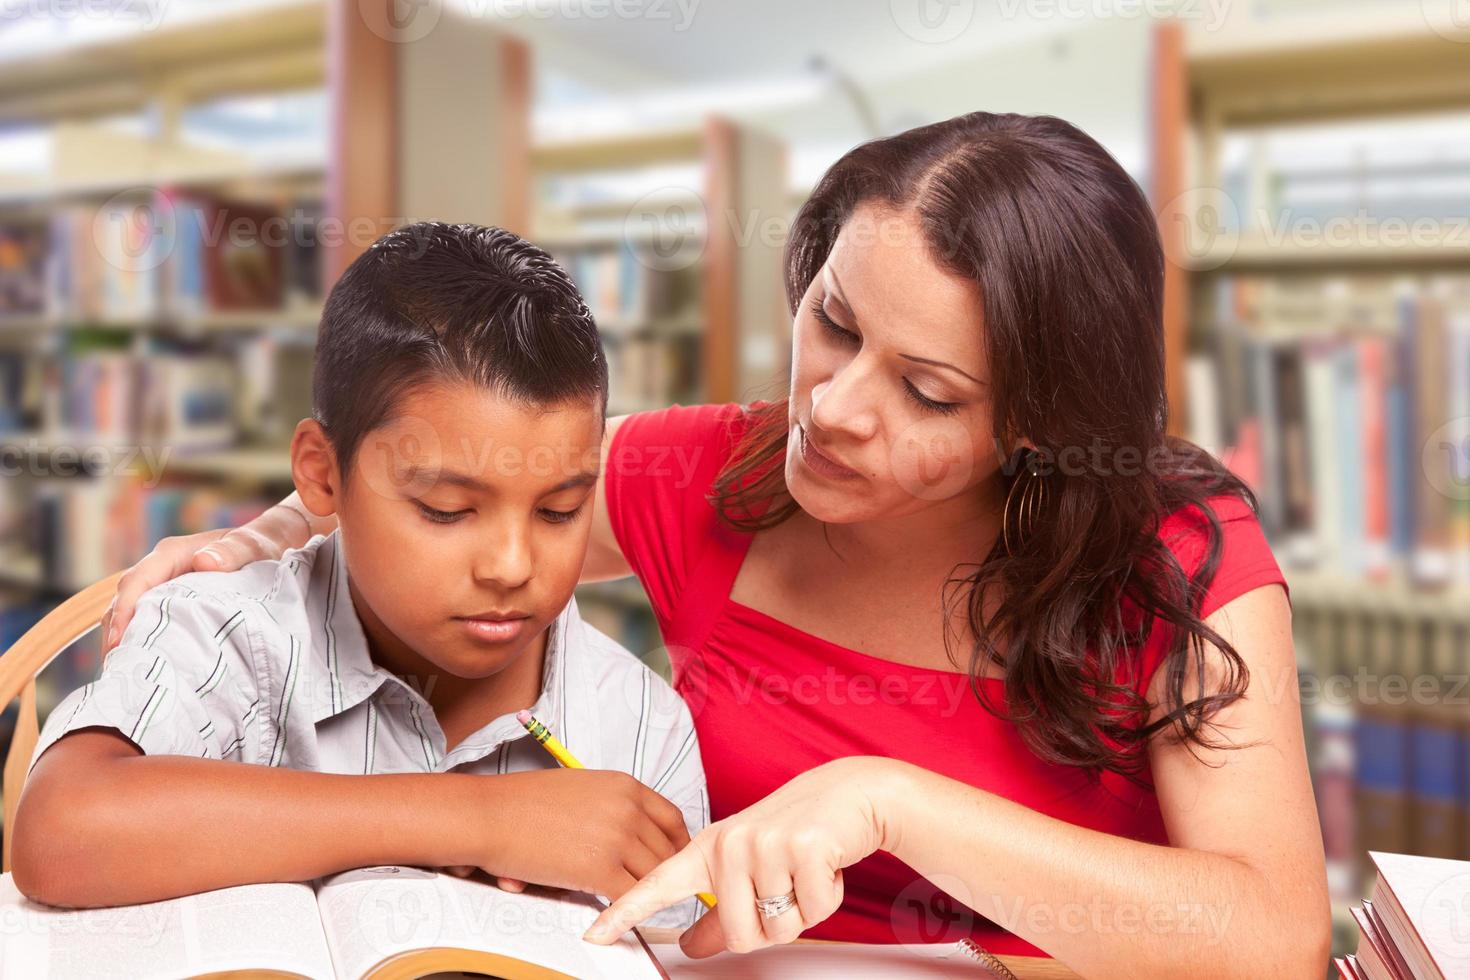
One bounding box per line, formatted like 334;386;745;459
710;112;1256;784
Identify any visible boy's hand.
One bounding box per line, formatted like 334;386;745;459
469;769;691;902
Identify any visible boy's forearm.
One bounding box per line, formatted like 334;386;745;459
16;751;489;909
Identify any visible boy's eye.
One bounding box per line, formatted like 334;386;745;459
539;505;585;525
415;501;469;524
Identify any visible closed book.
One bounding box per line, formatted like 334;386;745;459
1357;337;1390;577
1410;704;1465;860
1367;851;1470;980
1334;343;1365;574
1304;339;1341;568
1357;706;1413;858
1411;293;1451;583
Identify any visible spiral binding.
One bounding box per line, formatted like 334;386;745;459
958;938;1022;980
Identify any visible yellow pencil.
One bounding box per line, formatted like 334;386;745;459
516;710;716;910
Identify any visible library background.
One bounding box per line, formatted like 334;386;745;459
0;0;1466;970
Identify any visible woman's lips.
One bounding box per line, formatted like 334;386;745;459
798;424;862;481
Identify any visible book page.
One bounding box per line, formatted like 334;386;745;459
0;873;335;979
314;866;662;980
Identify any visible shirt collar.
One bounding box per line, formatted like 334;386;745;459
303;531;580;752
439;600;576;766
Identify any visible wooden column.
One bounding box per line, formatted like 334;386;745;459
326;0;397;287
1150;21;1189;438
703;115;788;404
703;116;739;404
326;0;532;288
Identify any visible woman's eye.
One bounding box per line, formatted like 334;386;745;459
810;298;858;345
540;506;585;525
903;379;961;416
416;502;469;524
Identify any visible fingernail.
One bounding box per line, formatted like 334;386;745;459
198;547;222;567
582;922;610;943
106;624;118;647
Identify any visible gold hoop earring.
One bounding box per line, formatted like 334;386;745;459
1002;457;1048;556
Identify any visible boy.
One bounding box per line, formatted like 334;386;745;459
12;223;706;927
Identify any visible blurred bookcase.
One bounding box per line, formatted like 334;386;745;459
0;0;792;803
0;0;541;839
1151;15;1470;951
0;3;332;799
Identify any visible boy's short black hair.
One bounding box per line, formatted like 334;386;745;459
313;221;608;474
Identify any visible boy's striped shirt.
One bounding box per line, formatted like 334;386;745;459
31;531;708;927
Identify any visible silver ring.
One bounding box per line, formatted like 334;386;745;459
755;891;797;919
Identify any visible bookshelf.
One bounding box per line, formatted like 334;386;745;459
535;117;788;664
1151;16;1470;954
0;0;793;781
0;0;536;843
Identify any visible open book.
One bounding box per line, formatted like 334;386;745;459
0;866;665;979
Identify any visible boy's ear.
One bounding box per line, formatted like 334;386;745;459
290;419;339;518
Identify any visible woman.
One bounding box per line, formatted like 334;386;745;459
105;112;1330;977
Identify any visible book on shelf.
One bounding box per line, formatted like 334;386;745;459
0;866;667;980
2;196;320;326
2;477;274;595
1355;698;1415;863
1338;851;1470;980
34;343;240;455
162;188;287;315
1309;698;1357;896
1410;702;1465;861
604;333;702;414
0;220;49;316
1189;272;1470;587
549;241;698;330
284;197;324;309
0;349;43;432
1294;585;1470;901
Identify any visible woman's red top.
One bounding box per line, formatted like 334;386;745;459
605;402;1288;955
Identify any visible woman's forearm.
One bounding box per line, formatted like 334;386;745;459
13;740;483;908
874;760;1329;980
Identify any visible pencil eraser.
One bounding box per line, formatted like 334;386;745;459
515;709;532;725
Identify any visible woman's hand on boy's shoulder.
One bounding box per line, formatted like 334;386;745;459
461;767;691;903
104;499;323;652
